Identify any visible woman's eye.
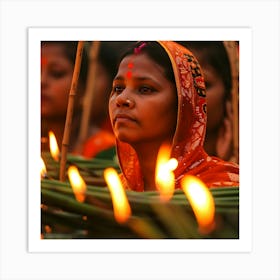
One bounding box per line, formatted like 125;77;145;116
113;85;124;94
51;70;67;79
138;86;154;94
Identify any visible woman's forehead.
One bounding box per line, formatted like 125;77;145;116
117;54;166;79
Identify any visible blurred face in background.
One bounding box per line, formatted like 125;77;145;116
202;64;226;131
41;43;74;119
191;47;233;160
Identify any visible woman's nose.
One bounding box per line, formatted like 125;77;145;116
41;70;48;87
115;92;135;108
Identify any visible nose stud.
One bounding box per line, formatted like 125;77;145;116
116;96;134;107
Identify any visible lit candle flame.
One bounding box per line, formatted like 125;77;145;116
155;144;178;201
104;168;131;223
68;165;87;203
49;131;60;161
181;175;215;234
40;157;47;179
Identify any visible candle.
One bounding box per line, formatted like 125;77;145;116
181;175;215;234
40;157;47;179
68;165;87;203
49;131;60;161
104;168;131;223
155;144;178;201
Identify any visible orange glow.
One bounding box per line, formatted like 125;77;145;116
104;168;131;223
68;165;87;203
181;175;215;234
155;144;178;202
49;131;60;161
40;157;47;179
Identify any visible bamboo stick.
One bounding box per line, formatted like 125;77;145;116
59;41;85;181
41;180;239;212
41;178;239;238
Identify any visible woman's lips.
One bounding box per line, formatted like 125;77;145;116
113;113;136;125
41;93;52;103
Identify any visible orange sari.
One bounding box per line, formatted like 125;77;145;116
116;41;239;191
81;120;116;159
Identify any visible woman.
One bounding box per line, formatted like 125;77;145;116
109;41;239;191
41;41;119;159
41;41;88;153
178;41;236;162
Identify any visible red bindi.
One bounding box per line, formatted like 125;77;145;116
126;61;134;79
126;71;132;79
41;56;47;66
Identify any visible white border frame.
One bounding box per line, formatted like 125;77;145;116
1;1;279;279
28;27;252;253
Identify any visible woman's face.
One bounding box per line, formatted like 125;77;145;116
41;44;74;118
200;64;225;131
109;53;177;146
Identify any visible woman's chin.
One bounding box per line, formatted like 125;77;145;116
115;132;139;144
116;135;133;143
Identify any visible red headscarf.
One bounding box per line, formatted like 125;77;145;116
116;41;239;191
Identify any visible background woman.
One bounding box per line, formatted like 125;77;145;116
178;41;237;162
41;41;88;153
